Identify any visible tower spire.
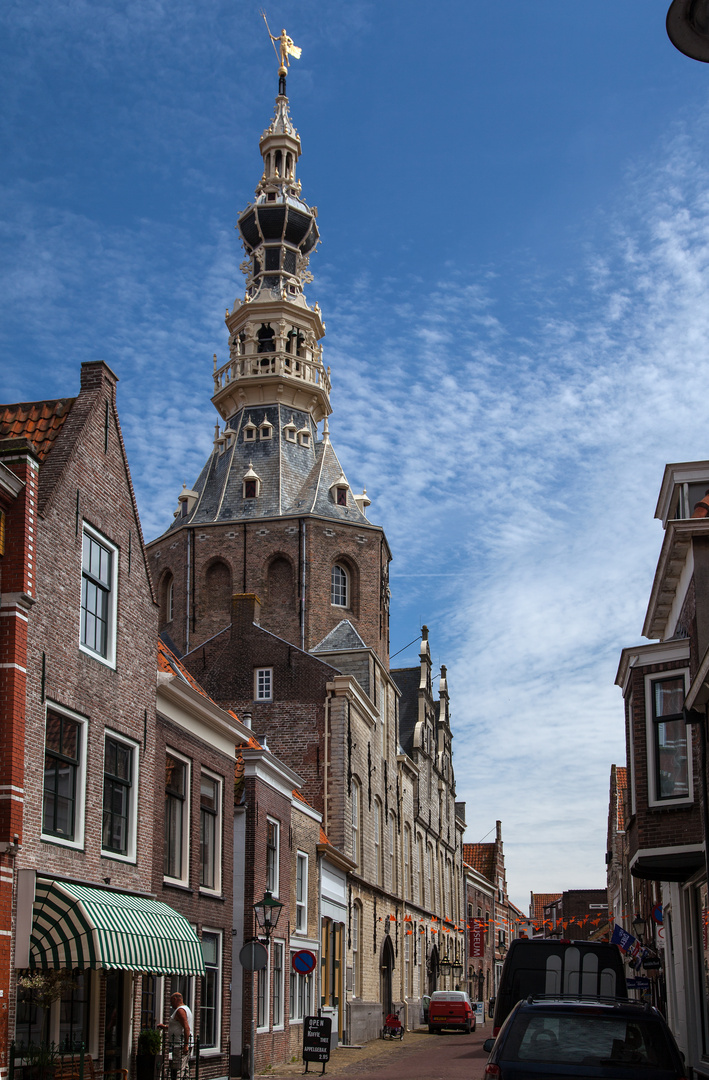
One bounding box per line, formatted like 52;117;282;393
212;28;330;425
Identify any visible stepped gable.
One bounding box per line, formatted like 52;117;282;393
312;619;368;653
0;398;74;460
390;666;420;755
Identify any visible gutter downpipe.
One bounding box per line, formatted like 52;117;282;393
185;526;191;654
300;518;306;651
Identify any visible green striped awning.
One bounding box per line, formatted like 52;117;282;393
29;880;206;975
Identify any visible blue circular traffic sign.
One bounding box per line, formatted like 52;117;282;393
292;949;317;974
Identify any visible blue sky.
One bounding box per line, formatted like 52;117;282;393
4;0;709;910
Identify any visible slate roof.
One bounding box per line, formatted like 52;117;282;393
312;619;368;653
463;843;495;883
164;402;372;532
0;398;74;460
390;666;420;757
530;892;562;924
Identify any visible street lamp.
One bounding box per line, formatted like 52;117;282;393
632;915;646;944
667;0;709;61
246;891;284;1080
253;890;284;940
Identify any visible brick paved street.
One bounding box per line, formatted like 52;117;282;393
268;1028;490;1080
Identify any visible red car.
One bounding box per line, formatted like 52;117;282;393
428;990;476;1034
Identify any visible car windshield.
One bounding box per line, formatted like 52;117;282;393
505;1012;675;1069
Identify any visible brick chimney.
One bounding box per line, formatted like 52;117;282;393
231;593;262;638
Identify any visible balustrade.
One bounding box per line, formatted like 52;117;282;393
213;348;330;395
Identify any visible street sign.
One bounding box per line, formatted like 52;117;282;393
292;949;317;974
626;977;650;988
303;1015;331;1074
239;939;268;971
642;957;662;970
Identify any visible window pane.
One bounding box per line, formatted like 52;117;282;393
657;716;690;798
654;677;684;717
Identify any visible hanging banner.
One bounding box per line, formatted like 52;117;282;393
470;919;484;958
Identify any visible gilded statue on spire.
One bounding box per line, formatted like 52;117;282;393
261;12;301;75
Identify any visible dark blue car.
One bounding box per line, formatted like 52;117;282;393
482;997;687;1079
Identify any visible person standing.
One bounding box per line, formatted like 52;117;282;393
159;992;193;1080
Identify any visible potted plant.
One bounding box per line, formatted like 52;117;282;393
136;1028;162;1080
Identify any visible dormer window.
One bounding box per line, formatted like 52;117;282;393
283;418;297;443
267;192;276;202
330;474;350;506
298;427;311;447
243;416;257;442
243;463;261;499
260;419;273;440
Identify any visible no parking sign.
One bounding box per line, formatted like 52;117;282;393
292;949;317;974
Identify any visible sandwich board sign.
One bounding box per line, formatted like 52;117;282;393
303;1015;331;1074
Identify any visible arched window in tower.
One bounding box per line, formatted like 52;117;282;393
331;564;347;607
257;324;275;353
265;152;271;176
287;329;304;356
285;152;293;179
266;556;295;611
205;560;232;624
161;573;174;625
274;149;282;176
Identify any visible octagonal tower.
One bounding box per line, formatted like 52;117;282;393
147;74;391;663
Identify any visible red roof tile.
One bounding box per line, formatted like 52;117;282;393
0;399;74;461
463;843;495;881
530;892;562;924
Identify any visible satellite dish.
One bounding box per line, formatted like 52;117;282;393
667;0;709;62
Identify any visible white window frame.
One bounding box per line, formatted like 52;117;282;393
295;852;308;934
101;729;139;863
199;768;222;896
352;902;361;998
200;928;222;1053
644;668;693;808
80;523;118;668
164;748;191;886
271;939;285;1030
255;667;273;702
351;779;361;869
331;564;348;608
374;799;382;886
257;949;269;1032
388;813;396;891
266;817;280;896
41;701;88;850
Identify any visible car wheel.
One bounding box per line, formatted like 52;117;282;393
465;1022;471;1034
428;1024;436;1034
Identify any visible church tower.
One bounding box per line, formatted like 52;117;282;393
147;72;391;663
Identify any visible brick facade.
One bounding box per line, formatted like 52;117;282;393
1;363;159;1077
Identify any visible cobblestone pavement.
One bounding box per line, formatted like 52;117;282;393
266;1026;490;1079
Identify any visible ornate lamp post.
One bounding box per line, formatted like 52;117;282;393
254;890;284;940
246;892;284;1080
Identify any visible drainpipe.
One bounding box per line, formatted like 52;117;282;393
324;690;330;834
185;526;191;653
300;518;306;651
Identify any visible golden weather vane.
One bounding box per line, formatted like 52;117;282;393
260;11;301;76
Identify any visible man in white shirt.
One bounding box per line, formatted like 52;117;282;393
159;992;193;1080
